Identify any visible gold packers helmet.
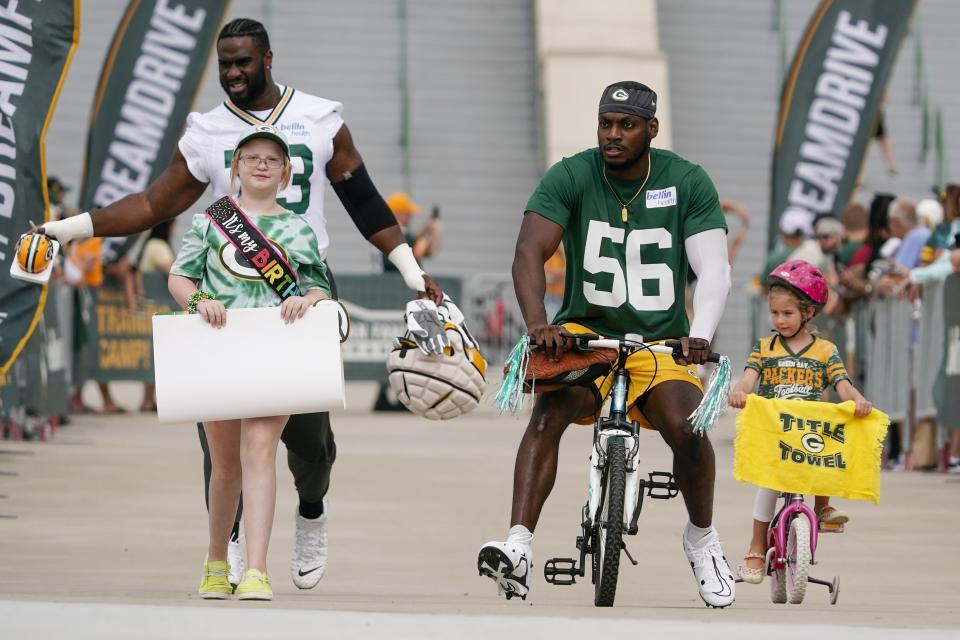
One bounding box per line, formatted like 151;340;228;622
15;233;55;273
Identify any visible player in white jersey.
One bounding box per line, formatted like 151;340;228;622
39;18;442;591
178;85;343;259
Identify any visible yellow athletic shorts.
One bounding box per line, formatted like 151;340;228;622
562;323;703;430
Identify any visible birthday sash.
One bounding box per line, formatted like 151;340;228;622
204;196;303;301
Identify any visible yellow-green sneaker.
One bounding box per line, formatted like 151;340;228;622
198;558;233;599
236;569;273;601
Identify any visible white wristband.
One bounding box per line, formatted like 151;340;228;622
42;212;93;243
387;243;426;292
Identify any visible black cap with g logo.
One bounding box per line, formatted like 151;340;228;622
599;81;657;119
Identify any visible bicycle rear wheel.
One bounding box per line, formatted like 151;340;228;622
594;437;626;607
770;561;787;604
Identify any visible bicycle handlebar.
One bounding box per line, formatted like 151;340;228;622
557;332;721;364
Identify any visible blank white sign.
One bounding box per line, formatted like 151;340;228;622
153;302;345;423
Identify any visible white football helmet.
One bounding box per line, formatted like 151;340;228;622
386;296;486;420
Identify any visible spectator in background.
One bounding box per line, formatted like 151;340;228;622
909;213;959;285
382;192;441;271
136;221;176;412
722;200;750;265
908;225;960;474
139;221;175;276
849;193;895;269
47;177;73;220
63;231;131;414
815;216;844;267
762;209;823;283
48;177;121;415
872;96;897;177
838;202;869;267
839;192;895;302
543;245;565;321
814;216;844;316
888;200;931;271
876;200;931;297
950;245;960;475
916;198;944;231
919;184;960;266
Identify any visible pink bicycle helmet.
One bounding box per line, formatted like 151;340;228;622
768;260;828;307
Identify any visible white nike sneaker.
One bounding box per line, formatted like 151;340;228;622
291;503;328;589
477;536;533;600
227;537;244;589
683;526;736;608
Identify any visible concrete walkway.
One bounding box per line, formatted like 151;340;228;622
1;383;957;637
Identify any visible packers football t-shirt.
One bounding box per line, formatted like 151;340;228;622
746;334;849;401
526;147;726;340
171;210;331;309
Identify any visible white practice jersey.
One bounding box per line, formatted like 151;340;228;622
178;85;344;259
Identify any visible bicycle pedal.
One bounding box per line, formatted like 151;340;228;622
543;558;578;585
647;471;680;499
819;522;844;533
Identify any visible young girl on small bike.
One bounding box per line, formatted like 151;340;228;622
168;124;330;600
729;260;872;584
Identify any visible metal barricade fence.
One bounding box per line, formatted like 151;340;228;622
0;280;72;440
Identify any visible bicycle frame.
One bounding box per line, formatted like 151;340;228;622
767;494;819;570
544;334;684;591
764;493;839;604
587;341;644;532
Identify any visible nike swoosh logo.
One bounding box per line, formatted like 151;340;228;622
711;558;733;597
297;566;323;577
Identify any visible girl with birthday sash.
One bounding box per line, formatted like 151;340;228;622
168;124;331;600
728;260;872;585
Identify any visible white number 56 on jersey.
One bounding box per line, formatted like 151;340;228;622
583;220;675;311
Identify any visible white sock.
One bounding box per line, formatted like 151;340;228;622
683;522;714;547
507;524;534;544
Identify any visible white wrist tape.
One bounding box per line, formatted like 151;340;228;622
43;212;93;243
387;243;426;292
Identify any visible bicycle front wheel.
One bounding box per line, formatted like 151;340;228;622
594;437;626;607
786;516;811;604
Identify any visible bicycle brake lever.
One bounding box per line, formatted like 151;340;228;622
556;330;601;350
663;340;721;363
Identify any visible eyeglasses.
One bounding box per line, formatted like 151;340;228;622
239;155;283;169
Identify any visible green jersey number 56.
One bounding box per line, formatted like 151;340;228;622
583;220;675;312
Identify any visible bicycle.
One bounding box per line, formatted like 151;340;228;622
763;493;840;605
541;332;720;607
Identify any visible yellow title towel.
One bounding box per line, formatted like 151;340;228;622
733;396;889;503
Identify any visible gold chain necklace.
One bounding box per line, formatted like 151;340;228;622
602;158;652;223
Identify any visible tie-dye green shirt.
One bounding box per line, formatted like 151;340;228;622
170;211;330;309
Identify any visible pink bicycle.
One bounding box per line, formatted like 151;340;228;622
764;493;840;605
